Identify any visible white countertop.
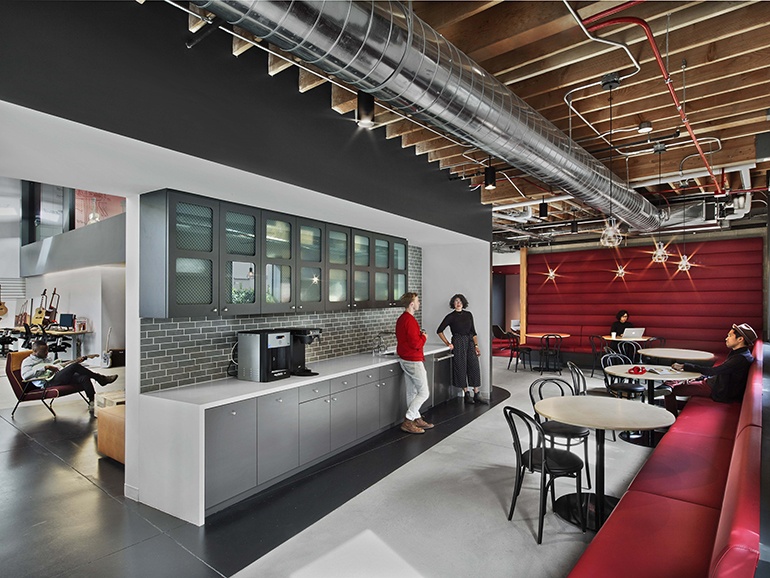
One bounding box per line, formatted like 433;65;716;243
142;344;450;409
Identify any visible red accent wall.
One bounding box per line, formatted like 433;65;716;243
525;237;764;356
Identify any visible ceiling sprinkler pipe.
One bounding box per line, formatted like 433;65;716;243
586;16;723;195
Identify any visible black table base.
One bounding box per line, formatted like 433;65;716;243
554;492;620;532
619;428;668;448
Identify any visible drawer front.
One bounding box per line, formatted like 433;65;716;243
299;380;330;403
330;374;356;393
356;368;379;386
379;362;402;380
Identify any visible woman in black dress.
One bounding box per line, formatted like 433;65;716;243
436;294;486;404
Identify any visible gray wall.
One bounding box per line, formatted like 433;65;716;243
0;1;490;242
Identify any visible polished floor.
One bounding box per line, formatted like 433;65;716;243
0;367;510;578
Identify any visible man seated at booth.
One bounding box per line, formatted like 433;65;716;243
664;323;756;416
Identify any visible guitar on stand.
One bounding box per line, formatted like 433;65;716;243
31;289;47;325
14;300;29;326
0;285;7;317
102;327;113;368
44;287;60;326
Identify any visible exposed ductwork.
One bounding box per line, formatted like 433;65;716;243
191;0;665;232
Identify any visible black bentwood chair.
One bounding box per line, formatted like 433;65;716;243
601;352;646;401
588;335;607;377
510;332;533;372
503;406;586;544
539;334;563;375
529;377;591;490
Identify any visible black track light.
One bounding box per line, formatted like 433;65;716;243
357;91;375;128
539;200;548;218
484;165;496;190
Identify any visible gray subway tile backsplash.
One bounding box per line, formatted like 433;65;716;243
140;245;423;392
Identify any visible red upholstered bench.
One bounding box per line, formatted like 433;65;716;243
567;340;762;578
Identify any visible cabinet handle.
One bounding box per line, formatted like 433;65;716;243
231;411;237;416
298;305;303;309
276;398;283;403
376;383;381;388
291;306;296;310
326;399;332;403
313;388;319;393
212;307;218;312
342;381;348;385
223;307;228;312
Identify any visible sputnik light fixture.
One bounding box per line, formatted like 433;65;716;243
677;202;691;272
614;265;626;278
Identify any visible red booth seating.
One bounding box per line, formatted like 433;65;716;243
567;340;762;578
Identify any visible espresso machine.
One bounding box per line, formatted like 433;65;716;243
237;329;292;382
288;328;322;376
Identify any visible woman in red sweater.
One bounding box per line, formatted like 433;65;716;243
395;292;433;434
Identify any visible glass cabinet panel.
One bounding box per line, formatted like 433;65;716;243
328;269;347;303
225;211;256;256
329;230;348;265
266;218;292;259
300;225;322;262
176;258;213;305
374;271;389;301
225;261;256;305
374;238;389;268
393;273;406;301
300;267;322;303
353;235;369;267
354;270;369;302
393;242;406;271
176;202;213;252
265;264;292;304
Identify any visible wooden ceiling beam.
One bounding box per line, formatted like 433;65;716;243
415;137;459;155
267;45;295;76
298;66;327;93
232;26;260;56
505;2;764;101
411;1;502;31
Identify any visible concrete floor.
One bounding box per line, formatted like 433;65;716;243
233;357;655;578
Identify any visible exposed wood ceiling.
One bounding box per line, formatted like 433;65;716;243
174;1;769;247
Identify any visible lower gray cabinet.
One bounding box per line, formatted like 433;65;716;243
330;387;357;451
205;399;257;508
257;388;299;485
356;382;380;438
379;376;401;427
299;395;331;465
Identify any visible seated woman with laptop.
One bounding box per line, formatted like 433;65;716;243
610;310;633;337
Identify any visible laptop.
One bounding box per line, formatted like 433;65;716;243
622;327;645;339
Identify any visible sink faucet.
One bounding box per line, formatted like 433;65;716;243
372;334;385;356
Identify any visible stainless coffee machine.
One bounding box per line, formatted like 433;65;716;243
288;328;322;376
237;329;291;382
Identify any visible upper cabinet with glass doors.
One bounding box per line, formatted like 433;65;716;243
261;213;327;314
140;189;406;317
351;230;407;309
140;190;261;318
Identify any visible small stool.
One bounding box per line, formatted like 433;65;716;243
97;405;125;464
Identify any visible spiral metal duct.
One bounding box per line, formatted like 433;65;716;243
192;0;664;232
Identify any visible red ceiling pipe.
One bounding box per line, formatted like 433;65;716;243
586;16;723;195
581;1;646;26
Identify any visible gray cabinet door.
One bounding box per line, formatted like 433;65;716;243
379;376;402;428
432;353;454;406
257;388;299;485
299;396;330;465
356;382;380;438
204;399;257;508
330;387;357;451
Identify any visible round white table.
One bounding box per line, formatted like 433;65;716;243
603;364;701;406
638;347;715;363
602;334;654;342
535;396;675;531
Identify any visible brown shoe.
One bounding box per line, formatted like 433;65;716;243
414;417;434;429
400;419;425;434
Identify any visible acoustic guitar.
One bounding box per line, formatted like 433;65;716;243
31;289;47;325
45;287;60;326
0;285;7;317
36;353;100;382
14;299;29;326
